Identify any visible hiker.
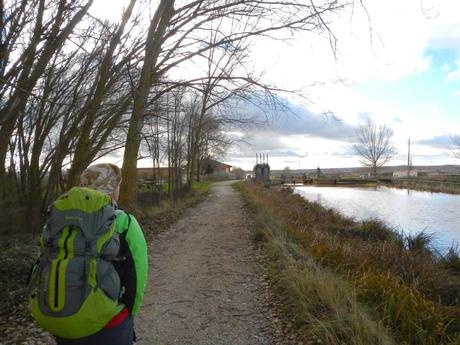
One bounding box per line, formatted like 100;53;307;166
30;163;148;345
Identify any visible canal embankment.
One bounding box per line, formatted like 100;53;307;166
274;175;460;195
294;185;460;252
235;181;460;345
390;176;460;194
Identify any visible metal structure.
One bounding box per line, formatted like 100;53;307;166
253;153;270;182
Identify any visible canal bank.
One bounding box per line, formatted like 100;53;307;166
235;181;460;345
294;185;460;253
390;177;460;195
275;175;460;195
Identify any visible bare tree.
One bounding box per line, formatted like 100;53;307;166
0;0;362;210
352;119;396;178
2;5;143;228
184;20;252;187
120;0;174;204
120;0;348;203
0;0;93;194
2;0;145;211
65;0;140;187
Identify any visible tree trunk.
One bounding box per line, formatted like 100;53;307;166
120;0;174;204
196;153;201;183
0;117;16;198
67;0;137;188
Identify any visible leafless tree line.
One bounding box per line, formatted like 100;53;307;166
0;0;350;228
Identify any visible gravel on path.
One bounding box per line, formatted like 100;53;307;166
136;181;287;345
3;181;298;345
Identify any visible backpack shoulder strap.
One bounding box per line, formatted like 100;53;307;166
115;209;132;234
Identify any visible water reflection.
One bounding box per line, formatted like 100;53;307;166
294;186;460;253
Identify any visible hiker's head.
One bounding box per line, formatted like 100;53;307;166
80;163;122;201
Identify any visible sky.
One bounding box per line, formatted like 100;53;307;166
91;0;460;171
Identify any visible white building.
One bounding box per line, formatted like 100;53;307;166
393;169;418;178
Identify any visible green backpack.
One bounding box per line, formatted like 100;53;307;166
30;187;122;339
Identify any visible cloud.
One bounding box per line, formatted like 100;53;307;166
238;131;289;152
453;90;460;97
428;20;460;55
336;146;358;157
357;112;372;123
238;98;358;141
421;102;442;117
274;150;308;158
228;130;308;157
414;134;455;149
445;66;460;81
270;111;357;141
222;96;390;170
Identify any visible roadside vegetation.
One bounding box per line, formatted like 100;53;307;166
0;182;211;344
235;182;460;345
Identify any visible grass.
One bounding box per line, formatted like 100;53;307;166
405;231;434;253
137;181;212;204
191;181;212;194
120;181;212;242
0;200;28;236
440;245;460;274
234;181;460;344
0;235;42;342
391;178;460;195
235;182;396;344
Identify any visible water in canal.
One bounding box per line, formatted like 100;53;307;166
294;185;460;253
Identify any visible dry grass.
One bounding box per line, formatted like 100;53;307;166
235;182;460;344
239;184;396;344
391;178;460;195
133;182;211;241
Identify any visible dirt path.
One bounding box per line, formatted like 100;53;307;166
136;181;284;345
2;181;292;345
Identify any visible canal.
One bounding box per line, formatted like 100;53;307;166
294;185;460;253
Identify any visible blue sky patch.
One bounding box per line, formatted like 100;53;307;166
424;48;457;70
